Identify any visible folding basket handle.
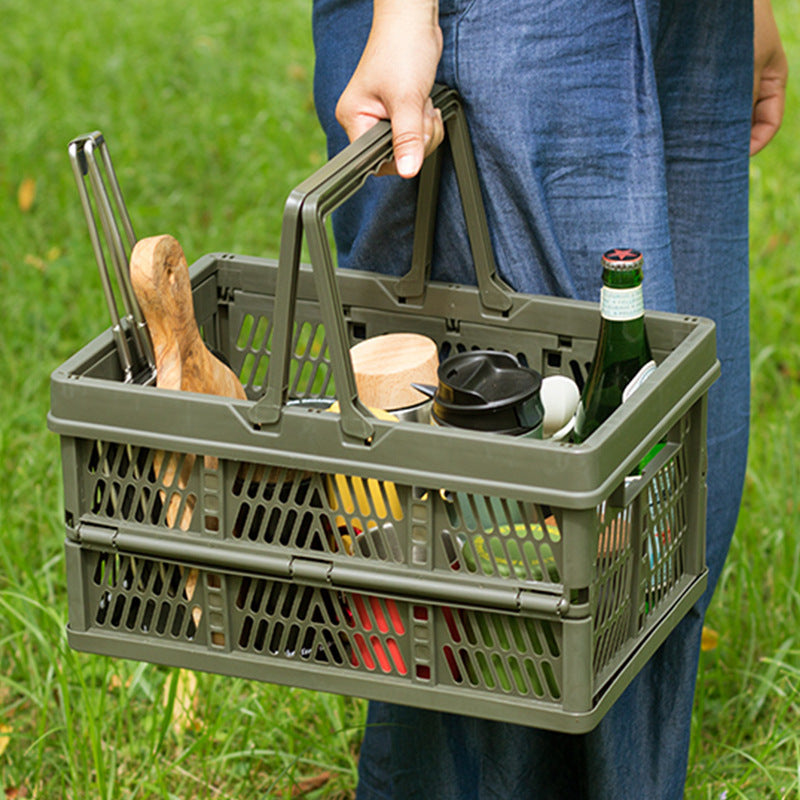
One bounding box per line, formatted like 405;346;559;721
250;86;513;440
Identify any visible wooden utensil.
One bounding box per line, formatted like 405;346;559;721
130;234;246;400
130;234;246;529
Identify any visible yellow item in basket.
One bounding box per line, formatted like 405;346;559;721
325;403;403;531
461;517;561;581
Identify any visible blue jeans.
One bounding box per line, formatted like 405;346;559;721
312;1;752;797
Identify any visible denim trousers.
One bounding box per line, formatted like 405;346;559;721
312;1;752;797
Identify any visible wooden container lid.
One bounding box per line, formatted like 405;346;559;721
349;333;439;411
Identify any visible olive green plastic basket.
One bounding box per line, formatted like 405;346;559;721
50;88;717;733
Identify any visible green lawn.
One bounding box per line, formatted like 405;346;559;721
1;0;798;797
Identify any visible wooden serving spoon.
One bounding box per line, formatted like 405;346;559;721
130;234;246;530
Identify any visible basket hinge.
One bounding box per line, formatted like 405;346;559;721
77;524;297;581
517;589;570;617
290;556;333;586
76;522;119;548
331;562;568;616
329;562;520;610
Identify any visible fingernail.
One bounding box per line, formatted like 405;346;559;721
397;154;419;177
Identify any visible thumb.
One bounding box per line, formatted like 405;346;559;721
388;101;427;178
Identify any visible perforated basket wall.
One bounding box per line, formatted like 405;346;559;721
66;543;570;709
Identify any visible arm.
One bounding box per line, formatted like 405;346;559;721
335;0;444;177
751;0;788;155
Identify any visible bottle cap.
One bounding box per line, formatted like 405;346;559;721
431;351;543;435
601;248;643;271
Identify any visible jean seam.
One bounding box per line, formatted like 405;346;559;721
449;0;478;90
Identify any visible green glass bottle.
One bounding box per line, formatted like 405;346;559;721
572;248;656;443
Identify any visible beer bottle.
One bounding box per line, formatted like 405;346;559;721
572;248;656;443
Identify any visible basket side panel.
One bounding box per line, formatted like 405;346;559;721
65;539;585;719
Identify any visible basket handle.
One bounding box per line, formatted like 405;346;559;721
250;86;513;440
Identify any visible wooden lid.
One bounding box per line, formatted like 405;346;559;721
349;333;439;411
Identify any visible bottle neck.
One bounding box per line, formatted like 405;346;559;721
600;283;644;322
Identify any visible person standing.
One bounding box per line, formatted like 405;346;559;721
311;1;787;796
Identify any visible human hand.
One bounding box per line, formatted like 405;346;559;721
335;0;444;177
751;0;788;155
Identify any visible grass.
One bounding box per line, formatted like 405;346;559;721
1;0;799;797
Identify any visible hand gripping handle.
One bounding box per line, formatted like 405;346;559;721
249;86;513;440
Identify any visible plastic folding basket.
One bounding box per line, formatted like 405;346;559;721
50;87;717;733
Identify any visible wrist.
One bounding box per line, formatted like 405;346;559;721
373;0;439;31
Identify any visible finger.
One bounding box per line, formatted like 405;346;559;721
336;91;386;144
386;99;444;177
387;98;429;178
751;104;783;155
336;96;398;175
750;87;785;156
422;99;445;159
347;113;384;144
